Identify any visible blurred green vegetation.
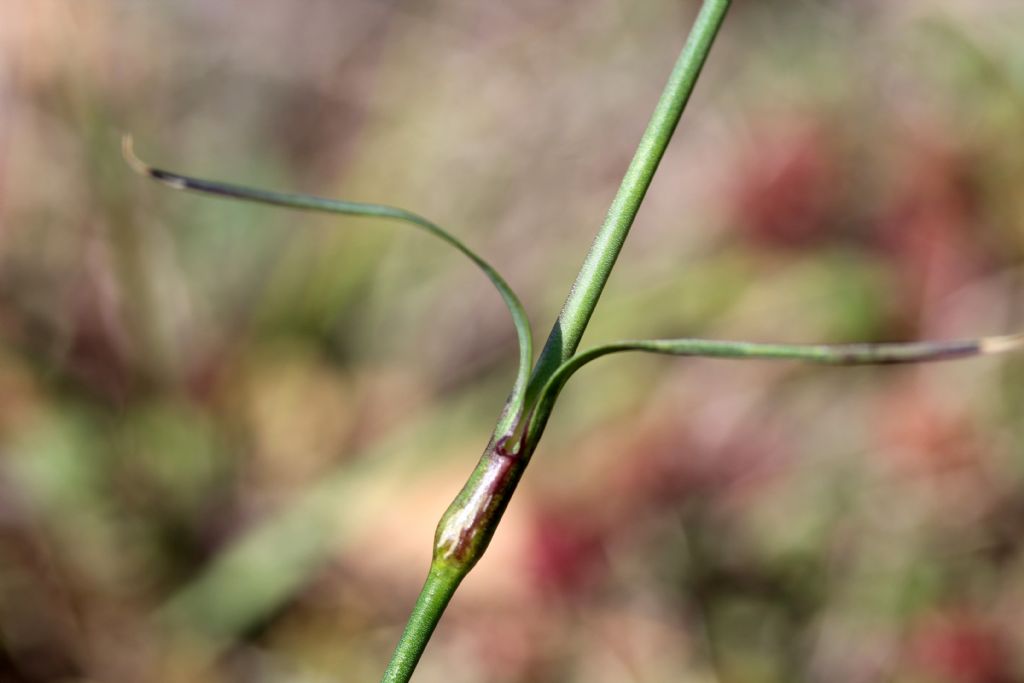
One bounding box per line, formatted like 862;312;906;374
2;1;1024;682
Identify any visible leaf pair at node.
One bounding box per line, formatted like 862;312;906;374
123;135;1024;454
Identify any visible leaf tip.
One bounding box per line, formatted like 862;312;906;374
121;133;148;174
980;333;1024;356
121;134;188;190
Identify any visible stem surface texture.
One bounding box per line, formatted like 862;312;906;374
381;2;732;680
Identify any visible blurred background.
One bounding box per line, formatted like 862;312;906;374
2;1;1024;681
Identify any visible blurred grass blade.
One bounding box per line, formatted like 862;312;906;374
525;332;1024;445
123;135;533;437
155;390;478;657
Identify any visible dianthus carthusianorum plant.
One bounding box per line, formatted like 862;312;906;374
126;1;1023;680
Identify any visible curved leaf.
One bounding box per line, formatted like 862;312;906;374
524;332;1024;448
123;136;533;436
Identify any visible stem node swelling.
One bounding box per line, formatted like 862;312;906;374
433;440;526;571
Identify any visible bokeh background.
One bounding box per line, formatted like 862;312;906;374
3;1;1024;681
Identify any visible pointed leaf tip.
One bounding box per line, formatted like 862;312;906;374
981;333;1024;355
121;133;149;175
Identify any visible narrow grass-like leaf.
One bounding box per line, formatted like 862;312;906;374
524;332;1024;447
123;136;533;436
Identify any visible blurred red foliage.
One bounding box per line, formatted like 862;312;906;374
729;118;842;250
908;611;1017;683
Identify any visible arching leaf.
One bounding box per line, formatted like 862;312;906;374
123;136;533;437
524;333;1024;448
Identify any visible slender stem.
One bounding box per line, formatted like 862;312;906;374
382;3;732;681
527;0;732;403
381;565;463;683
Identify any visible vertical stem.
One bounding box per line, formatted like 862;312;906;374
381;565;462;683
382;2;731;680
528;0;732;400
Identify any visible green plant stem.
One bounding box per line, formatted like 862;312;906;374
381;564;463;683
527;0;732;404
382;2;732;681
382;435;525;681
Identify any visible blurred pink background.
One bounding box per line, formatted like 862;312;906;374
2;2;1024;681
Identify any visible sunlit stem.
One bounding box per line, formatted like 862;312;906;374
383;2;734;681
